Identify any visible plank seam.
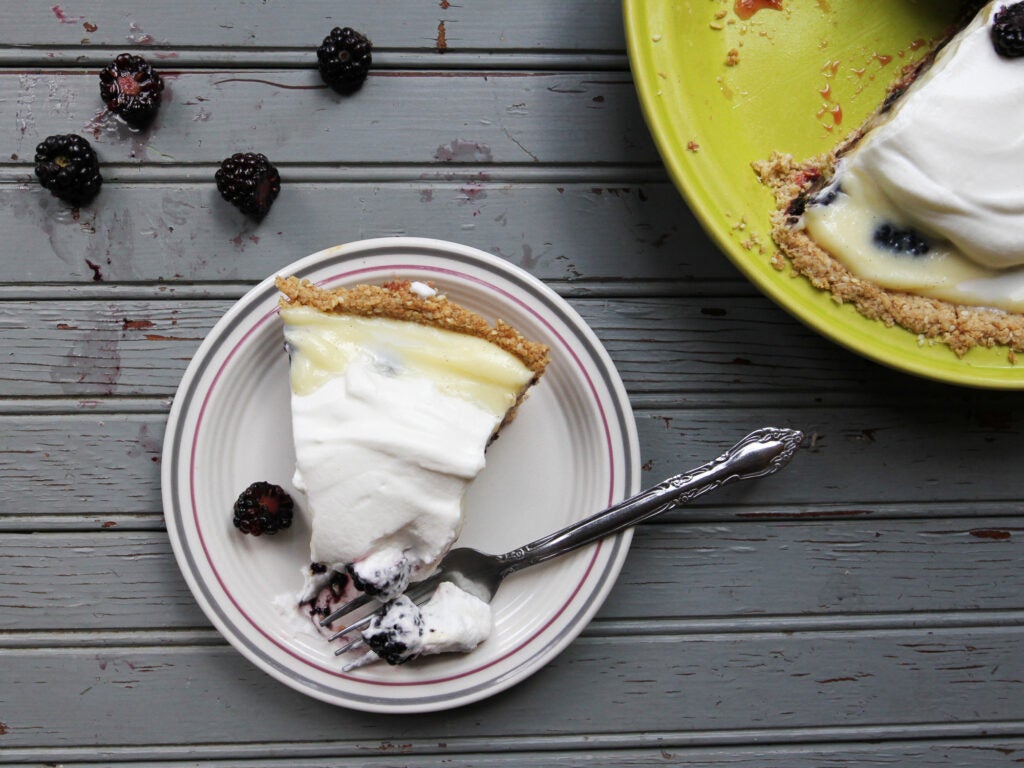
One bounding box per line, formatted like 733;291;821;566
2;725;1024;764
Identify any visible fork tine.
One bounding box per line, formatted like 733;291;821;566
341;651;378;673
319;591;375;628
319;567;448;628
326;612;375;642
333;637;365;656
326;576;444;643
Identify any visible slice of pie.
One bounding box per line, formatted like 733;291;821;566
275;276;549;607
755;1;1024;356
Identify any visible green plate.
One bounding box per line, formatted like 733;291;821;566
624;0;1023;389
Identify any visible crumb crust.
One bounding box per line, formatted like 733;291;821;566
275;275;550;374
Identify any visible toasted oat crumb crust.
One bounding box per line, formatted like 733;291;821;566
754;151;1024;358
275;275;550;374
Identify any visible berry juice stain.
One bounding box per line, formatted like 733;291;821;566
734;0;783;20
816;103;843;130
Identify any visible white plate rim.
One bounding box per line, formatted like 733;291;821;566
161;236;641;712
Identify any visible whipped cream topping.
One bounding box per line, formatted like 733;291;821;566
355;581;493;667
802;2;1024;311
280;304;534;599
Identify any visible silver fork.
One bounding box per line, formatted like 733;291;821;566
323;426;804;655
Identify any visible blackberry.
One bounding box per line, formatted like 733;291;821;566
346;555;410;600
301;565;350;619
232;481;294;536
316;27;373;94
215;152;281;220
873;223;931;257
365;630;414;666
810;183;840;208
993;3;1024;57
98;53;165;126
34;134;103;206
362;597;424;665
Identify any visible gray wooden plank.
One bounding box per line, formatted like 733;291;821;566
0;413;161;515
1;515;1021;632
6;740;1024;768
3;69;655;165
3;399;1024;518
0;1;627;54
0;627;1020;748
0;531;207;630
0;181;723;285
0;296;970;399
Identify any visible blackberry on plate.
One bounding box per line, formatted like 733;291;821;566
215;152;281;220
34;134;103;206
98;53;164;126
992;3;1024;58
316;27;372;94
232;481;294;536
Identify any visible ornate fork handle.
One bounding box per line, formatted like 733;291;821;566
495;427;804;577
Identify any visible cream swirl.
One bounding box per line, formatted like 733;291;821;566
803;3;1024;311
847;3;1024;270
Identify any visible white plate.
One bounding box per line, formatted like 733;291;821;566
162;237;641;712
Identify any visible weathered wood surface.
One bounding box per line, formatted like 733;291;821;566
5;746;1024;768
5;69;655;167
1;0;1022;765
1;516;1021;632
0;1;629;59
4;400;1024;520
0;182;721;285
0;296;1009;399
2;627;1023;750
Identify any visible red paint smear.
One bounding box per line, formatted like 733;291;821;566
122;319;155;330
734;0;782;20
970;529;1012;540
84;259;103;282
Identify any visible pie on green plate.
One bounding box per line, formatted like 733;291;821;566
625;0;1022;388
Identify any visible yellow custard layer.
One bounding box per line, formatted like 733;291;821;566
280;304;535;418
